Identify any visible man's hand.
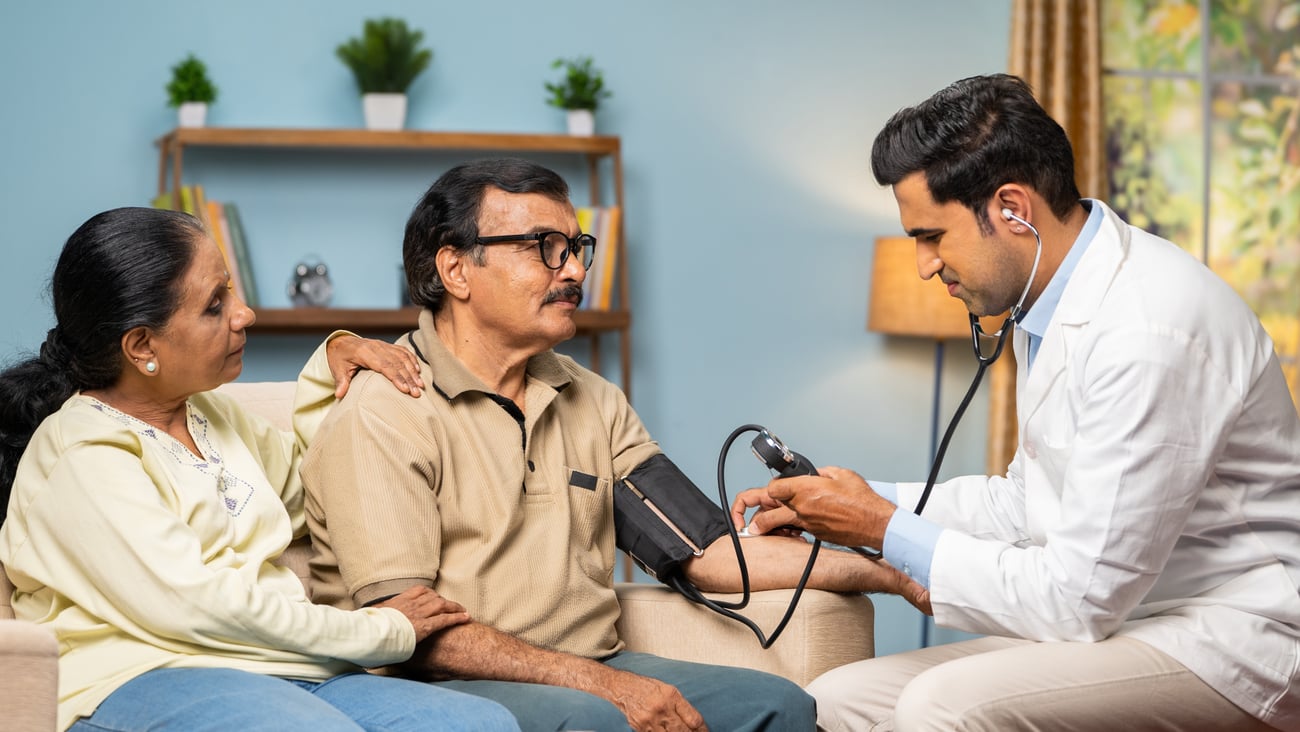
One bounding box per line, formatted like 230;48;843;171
597;666;707;732
736;466;896;549
324;334;423;398
374;586;470;643
890;567;934;616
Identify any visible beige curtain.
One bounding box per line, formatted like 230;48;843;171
988;0;1106;475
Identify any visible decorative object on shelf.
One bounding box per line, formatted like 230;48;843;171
336;17;433;131
287;258;334;307
166;54;218;128
545;56;611;136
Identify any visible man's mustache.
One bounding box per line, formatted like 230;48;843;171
543;284;584;306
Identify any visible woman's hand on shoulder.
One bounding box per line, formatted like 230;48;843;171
325;335;423;399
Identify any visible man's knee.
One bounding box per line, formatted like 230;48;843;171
436;680;630;732
894;660;1007;731
806;661;890;732
719;669;816;731
550;696;633;732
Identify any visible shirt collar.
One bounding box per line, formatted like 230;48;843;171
1017;199;1102;341
410;309;572;401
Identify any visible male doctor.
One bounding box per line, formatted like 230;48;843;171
735;74;1300;731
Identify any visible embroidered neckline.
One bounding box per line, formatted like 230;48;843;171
85;396;257;517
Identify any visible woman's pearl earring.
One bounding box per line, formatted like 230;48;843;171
146;361;157;373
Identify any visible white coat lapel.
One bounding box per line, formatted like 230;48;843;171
1016;202;1131;427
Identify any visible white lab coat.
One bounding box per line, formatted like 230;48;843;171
896;201;1300;730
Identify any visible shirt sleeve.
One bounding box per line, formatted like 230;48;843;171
603;376;662;479
301;372;443;607
12;435;414;668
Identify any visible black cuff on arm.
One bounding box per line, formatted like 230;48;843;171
614;453;728;581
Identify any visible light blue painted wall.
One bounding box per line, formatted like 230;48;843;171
0;1;1009;656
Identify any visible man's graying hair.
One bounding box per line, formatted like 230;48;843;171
403;157;571;313
870;73;1081;233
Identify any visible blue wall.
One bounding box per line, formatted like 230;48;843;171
0;1;1009;656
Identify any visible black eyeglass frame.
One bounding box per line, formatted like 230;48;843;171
474;231;597;271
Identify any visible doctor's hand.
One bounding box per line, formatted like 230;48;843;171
729;488;804;538
741;466;897;549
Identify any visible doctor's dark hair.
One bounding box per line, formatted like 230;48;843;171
871;73;1081;233
0;207;202;519
403;157;571;313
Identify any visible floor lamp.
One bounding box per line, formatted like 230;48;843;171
866;236;989;648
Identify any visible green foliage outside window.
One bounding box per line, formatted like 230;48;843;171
1102;0;1300;401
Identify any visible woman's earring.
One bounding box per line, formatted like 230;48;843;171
146;361;157;373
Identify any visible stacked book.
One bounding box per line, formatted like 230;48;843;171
575;205;621;311
152;185;259;308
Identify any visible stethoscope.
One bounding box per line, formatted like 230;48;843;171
688;209;1044;645
912;207;1042;515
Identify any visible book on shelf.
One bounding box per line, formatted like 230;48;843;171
151;185;258;307
575;205;621;311
222;203;258;307
206;200;246;304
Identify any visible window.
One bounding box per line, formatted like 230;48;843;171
1103;0;1300;402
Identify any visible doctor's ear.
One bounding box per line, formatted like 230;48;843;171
1001;207;1029;233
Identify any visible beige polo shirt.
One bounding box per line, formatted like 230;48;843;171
302;310;661;658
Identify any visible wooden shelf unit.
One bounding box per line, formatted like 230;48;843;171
154;127;633;396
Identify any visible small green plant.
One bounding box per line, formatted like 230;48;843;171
545;56;611;111
166;54;217;107
336;17;433;94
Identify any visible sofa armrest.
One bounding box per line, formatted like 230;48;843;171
613;583;873;687
0;619;58;732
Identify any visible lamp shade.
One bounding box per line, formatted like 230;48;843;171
867;236;1004;340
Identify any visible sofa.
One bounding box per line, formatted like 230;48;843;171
0;380;875;731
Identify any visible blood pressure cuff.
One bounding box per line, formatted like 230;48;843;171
613;453;729;581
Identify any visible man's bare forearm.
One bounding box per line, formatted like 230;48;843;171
396;620;608;688
682;534;904;594
393;619;707;729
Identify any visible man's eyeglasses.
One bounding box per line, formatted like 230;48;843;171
475;231;597;270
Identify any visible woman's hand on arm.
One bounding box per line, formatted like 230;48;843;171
324;335;422;399
373;586;471;643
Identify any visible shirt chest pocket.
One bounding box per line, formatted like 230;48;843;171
563;466;616;579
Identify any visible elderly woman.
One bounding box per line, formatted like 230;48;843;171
0;207;520;732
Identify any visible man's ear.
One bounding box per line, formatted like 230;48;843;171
993;184;1033;230
120;326;156;376
436;246;471;302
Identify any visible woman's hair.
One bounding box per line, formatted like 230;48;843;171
403;157;571;313
870;73;1082;232
0;207;203;517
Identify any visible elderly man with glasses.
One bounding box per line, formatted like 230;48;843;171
299;158;917;732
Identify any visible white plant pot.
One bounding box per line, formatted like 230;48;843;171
566;109;595;136
363;93;407;131
178;102;208;128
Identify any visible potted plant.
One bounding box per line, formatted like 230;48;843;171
545;56;611;136
336;17;433;131
166;54;218;128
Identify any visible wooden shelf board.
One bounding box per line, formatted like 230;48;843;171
156;127;620;156
247;306;629;335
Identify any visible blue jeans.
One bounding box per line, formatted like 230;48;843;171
435;651;816;732
69;667;520;732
